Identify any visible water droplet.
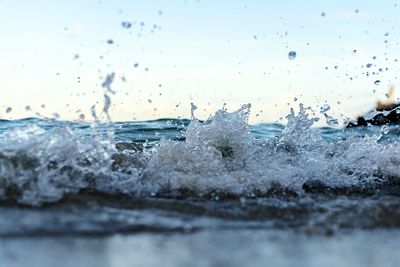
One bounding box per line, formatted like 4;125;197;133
327;117;339;127
79;114;85;120
384;32;389;37
320;104;331;113
147;99;152;103
190;103;198;119
25;105;31;111
5;107;12;113
133;63;139;68
121;21;132;28
106;39;114;44
381;125;389;134
355;9;359;13
366;63;373;68
321;12;326;17
374;80;381;85
102;73;116;94
288;51;296;60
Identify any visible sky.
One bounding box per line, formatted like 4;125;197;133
0;0;399;124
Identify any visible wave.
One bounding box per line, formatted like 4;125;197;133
0;104;400;206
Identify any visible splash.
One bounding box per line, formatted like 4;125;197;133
0;123;115;205
1;104;400;205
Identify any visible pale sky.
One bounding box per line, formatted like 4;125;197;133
0;0;399;124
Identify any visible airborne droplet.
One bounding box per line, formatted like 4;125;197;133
381;125;389;135
374;80;381;86
121;21;132;28
320;104;331;113
288;51;296;60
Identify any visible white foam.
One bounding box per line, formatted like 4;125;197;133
1;104;400;205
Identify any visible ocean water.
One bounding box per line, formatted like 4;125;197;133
1;105;400;266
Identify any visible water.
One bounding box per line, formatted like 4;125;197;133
288;51;297;60
1;105;400;266
121;21;132;29
1;230;399;267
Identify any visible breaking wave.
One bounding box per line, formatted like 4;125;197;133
1;105;400;206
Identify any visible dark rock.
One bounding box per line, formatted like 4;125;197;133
346;106;400;127
111;153;145;173
115;142;143;152
346;87;400;127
